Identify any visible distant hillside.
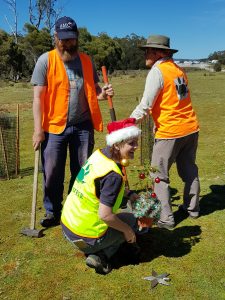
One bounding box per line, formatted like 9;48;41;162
175;58;208;62
176;50;225;63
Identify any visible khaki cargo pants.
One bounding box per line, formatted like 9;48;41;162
151;132;200;225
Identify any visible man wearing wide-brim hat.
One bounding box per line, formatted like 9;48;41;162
130;34;200;230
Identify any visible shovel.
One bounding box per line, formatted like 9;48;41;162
21;148;43;238
101;66;130;189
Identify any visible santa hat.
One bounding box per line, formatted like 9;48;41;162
106;118;141;146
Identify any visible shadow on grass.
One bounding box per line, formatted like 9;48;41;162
112;184;224;269
170;187;180;202
170;184;225;217
173;184;225;226
19;167;43;177
19;167;34;177
138;225;201;262
171;184;225;226
111;225;201;270
199;184;225;216
173;207;189;226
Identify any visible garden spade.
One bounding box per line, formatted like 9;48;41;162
101;66;117;121
21;148;43;238
101;66;129;189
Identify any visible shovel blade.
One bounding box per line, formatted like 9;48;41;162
21;228;44;238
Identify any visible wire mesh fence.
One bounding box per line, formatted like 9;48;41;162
140;113;154;165
0;110;19;179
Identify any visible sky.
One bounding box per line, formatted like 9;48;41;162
0;0;225;59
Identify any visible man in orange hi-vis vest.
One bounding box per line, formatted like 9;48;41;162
31;16;114;228
130;35;200;230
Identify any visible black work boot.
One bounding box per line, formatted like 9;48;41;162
40;214;60;228
86;251;112;275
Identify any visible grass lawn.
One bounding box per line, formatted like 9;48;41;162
0;71;225;299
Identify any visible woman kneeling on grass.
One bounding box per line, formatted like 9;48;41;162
61;118;141;274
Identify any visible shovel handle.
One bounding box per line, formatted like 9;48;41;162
101;66;116;121
30;149;40;229
101;66;129;189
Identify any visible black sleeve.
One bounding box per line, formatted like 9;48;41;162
99;171;123;207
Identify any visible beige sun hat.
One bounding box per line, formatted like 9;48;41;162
139;35;178;53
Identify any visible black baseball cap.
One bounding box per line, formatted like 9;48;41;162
55;16;78;40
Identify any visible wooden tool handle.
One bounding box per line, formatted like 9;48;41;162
101;66;129;189
30;149;40;230
101;66;117;121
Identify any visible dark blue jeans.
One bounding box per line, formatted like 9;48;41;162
41;121;94;217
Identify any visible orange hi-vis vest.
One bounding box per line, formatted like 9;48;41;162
151;60;199;139
42;49;103;134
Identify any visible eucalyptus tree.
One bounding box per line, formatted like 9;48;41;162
87;32;123;72
3;0;18;43
28;0;62;32
22;23;53;72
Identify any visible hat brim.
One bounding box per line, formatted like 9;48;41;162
139;44;178;53
57;31;78;40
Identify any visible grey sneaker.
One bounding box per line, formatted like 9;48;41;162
86;253;112;275
189;213;199;219
157;222;175;230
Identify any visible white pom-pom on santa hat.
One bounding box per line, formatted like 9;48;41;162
106;118;141;146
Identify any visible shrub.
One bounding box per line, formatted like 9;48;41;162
213;62;222;72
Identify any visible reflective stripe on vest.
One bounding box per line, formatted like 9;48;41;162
42;50;103;134
152;60;199;139
61;149;125;238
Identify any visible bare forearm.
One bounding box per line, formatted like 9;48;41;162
99;203;136;243
33;97;43;133
32;86;46;150
101;213;131;233
130;67;163;120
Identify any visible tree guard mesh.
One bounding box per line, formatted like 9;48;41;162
0;112;19;179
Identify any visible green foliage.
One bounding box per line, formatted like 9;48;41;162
208;50;225;65
130;160;158;192
78;27;93;53
0;27;148;80
115;34;146;70
0;30;25;81
0;9;224;81
0;30;10;78
0;25;53;79
86;32;123;72
213;62;222;72
22;23;53;64
7;41;25;81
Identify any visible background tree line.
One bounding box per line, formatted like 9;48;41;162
1;0;225;81
208;50;225;72
0;24;146;81
1;0;145;81
208;50;225;65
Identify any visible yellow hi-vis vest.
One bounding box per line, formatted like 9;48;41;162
151;60;199;139
61;149;125;238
